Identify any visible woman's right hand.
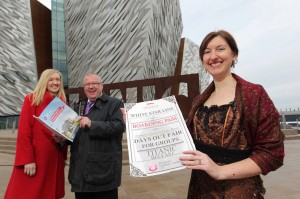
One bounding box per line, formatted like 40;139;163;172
180;150;222;180
120;108;126;123
53;133;66;143
24;162;36;176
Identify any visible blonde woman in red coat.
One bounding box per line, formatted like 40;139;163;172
4;69;67;199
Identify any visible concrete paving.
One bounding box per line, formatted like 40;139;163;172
0;132;299;198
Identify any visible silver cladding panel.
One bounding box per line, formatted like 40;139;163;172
180;38;210;96
0;0;38;116
64;0;182;101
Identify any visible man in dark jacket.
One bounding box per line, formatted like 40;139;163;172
68;73;125;199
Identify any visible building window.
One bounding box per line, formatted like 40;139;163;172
52;0;68;87
15;71;31;82
2;74;15;85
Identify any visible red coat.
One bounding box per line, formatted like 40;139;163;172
5;92;67;199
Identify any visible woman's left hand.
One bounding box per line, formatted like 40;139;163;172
180;150;222;180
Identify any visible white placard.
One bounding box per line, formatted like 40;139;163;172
125;96;195;177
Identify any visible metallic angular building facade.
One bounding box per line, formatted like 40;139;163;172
0;0;208;120
64;0;183;101
0;0;38;116
179;38;210;95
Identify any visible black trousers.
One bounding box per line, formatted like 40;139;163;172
75;188;118;199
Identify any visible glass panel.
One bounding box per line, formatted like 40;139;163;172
57;3;64;14
51;1;57;10
52;20;57;30
0;116;20;129
62;73;68;86
58;60;66;71
52;31;57;42
53;51;58;59
57;42;65;52
52;11;57;20
58;31;65;42
52;60;58;68
52;42;58;51
58;51;66;61
57;12;64;20
57;21;64;31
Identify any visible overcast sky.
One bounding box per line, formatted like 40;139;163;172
38;0;50;9
179;0;300;111
38;0;299;111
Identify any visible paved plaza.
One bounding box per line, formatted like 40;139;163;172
0;136;299;198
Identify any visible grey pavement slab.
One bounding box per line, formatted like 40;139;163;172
0;139;299;199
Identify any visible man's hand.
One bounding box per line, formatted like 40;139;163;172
80;116;92;128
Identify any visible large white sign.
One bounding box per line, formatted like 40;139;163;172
124;96;195;177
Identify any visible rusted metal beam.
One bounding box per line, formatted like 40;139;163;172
65;74;200;119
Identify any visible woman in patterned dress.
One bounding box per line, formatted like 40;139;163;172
180;30;284;199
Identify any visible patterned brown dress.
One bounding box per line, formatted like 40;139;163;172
188;101;265;199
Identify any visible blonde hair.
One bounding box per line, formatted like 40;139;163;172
31;69;66;106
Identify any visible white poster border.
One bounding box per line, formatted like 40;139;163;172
125;96;195;177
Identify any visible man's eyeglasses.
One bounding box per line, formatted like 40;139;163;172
83;82;102;87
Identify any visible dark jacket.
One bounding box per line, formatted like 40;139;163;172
68;93;125;192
